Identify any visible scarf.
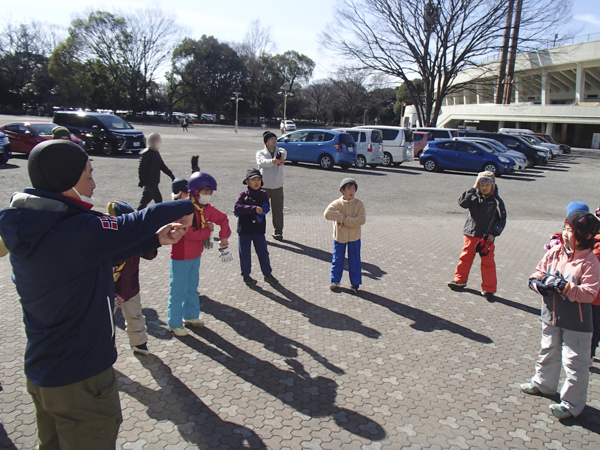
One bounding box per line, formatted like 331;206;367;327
192;197;207;229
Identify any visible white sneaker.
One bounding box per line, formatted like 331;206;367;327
184;318;205;328
171;326;188;337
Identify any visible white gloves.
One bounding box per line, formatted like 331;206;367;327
219;246;233;263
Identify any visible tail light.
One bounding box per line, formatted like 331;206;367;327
367;144;372;152
334;143;342;151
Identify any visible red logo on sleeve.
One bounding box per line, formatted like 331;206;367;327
99;216;118;230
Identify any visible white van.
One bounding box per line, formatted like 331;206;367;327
354;125;413;166
333;128;384;168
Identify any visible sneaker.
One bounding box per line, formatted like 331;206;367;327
481;291;495;302
330;282;341;291
184;318;205;328
448;281;467;290
550;403;573;420
351;285;360;293
520;383;540;395
132;343;149;356
171;326;188;337
264;274;279;284
244;276;258;286
272;234;283;241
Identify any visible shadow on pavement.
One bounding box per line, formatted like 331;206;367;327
0;423;17;450
184;328;387;441
114;308;173;341
375;165;423;176
286;162;388;176
116;357;267;449
200;295;344;375
462;288;541;316
343;288;493;344
560;404;600;434
252;284;381;338
268;239;387;281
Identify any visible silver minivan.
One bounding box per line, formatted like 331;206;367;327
354;125;413;166
333;128;384;168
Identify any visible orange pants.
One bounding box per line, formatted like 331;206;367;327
454;235;497;293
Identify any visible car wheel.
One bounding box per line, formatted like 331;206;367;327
356;155;367;168
526;157;535;168
382;152;393;166
482;162;499;174
102;141;116;156
423;158;438;172
319;154;334;170
369;164;379;169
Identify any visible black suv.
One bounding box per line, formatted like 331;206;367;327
53;111;146;155
458;130;549;167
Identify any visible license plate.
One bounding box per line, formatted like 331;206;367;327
133;142;141;147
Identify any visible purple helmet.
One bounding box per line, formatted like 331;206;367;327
188;171;217;195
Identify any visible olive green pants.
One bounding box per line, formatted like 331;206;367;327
264;187;284;236
26;367;122;450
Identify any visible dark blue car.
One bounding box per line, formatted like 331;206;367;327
419;140;515;176
277;129;357;170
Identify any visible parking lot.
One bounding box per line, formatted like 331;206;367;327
2;117;600;449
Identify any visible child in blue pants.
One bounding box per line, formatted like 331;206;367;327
324;178;366;293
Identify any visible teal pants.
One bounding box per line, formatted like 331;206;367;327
168;257;201;329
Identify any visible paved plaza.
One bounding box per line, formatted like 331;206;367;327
2;119;600;449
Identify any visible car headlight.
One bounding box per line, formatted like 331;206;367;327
0;137;7;145
537;151;546;156
499;157;510;163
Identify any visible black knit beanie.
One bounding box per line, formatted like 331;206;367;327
263;131;277;144
565;211;600;250
28;140;89;193
172;177;188;195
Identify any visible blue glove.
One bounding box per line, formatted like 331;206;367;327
254;203;271;223
529;278;551;296
545;274;570;294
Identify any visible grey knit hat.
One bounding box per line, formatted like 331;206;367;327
339;178;358;191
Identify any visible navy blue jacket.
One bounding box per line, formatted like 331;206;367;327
458;186;507;238
234;188;270;235
0;188;194;387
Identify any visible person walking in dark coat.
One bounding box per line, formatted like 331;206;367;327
138;133;175;210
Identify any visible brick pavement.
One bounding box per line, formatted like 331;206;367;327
3;212;600;449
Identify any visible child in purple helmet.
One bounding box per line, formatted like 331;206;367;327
168;172;232;337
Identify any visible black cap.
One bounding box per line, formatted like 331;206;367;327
172;177;188;194
28;140;89;193
243;168;263;185
263;131;277;144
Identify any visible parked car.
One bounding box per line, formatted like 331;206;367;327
456;137;528;170
0;131;11;165
0;122;86;155
518;134;562;158
53;111;146;155
458;130;549;167
412;131;429;158
280;120;297;132
419;139;516;176
333;128;383;168
277;129;356;170
413;127;459;140
354;125;413;166
534;133;572;154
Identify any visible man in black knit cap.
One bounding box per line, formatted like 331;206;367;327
0;140;194;449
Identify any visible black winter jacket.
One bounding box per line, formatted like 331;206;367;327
458;186;506;238
234;188;270;235
138;148;174;185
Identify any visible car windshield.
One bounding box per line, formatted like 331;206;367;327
473;142;497;153
29;123;57;136
96;115;133;130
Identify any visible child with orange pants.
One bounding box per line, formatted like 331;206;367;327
448;171;506;301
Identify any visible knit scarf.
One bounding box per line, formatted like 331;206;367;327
191;198;207;229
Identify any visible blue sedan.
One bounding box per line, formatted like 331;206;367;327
419;140;515;176
277;129;357;170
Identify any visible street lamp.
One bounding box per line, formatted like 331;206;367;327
278;82;293;120
231;92;243;133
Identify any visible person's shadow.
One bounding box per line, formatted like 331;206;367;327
116;356;266;449
267;239;387;281
251;284;381;338
183;328;386;441
463;288;540;316
200;295;344;374
114;307;172;340
340;288;493;344
0;422;17;450
559;404;600;434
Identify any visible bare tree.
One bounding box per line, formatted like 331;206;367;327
236;19;275;59
330;68;369;125
304;80;335;122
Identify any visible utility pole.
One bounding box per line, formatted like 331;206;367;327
423;0;441;126
142;36;148;118
496;0;514;104
504;0;523;105
231;92;243;133
278;82;292;120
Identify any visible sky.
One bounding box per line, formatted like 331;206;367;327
4;0;599;82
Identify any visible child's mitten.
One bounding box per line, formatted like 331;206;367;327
545;274;570;295
529;278;551;296
218;246;233;262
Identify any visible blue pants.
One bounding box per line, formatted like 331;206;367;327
592;305;600;358
331;239;362;286
168;257;201;329
238;234;272;277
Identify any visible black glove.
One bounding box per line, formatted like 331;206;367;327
191;155;200;173
138;181;144;188
529;278;551;296
545;274;570;294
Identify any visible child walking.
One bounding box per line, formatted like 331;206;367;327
108;201;157;355
447;171;506;301
521;211;600;419
234;168;278;286
168;172;232;336
324;178;366;293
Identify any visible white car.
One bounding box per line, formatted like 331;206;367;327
280;120;296;132
333;128;384;168
519;134;562;158
354;125;413;166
